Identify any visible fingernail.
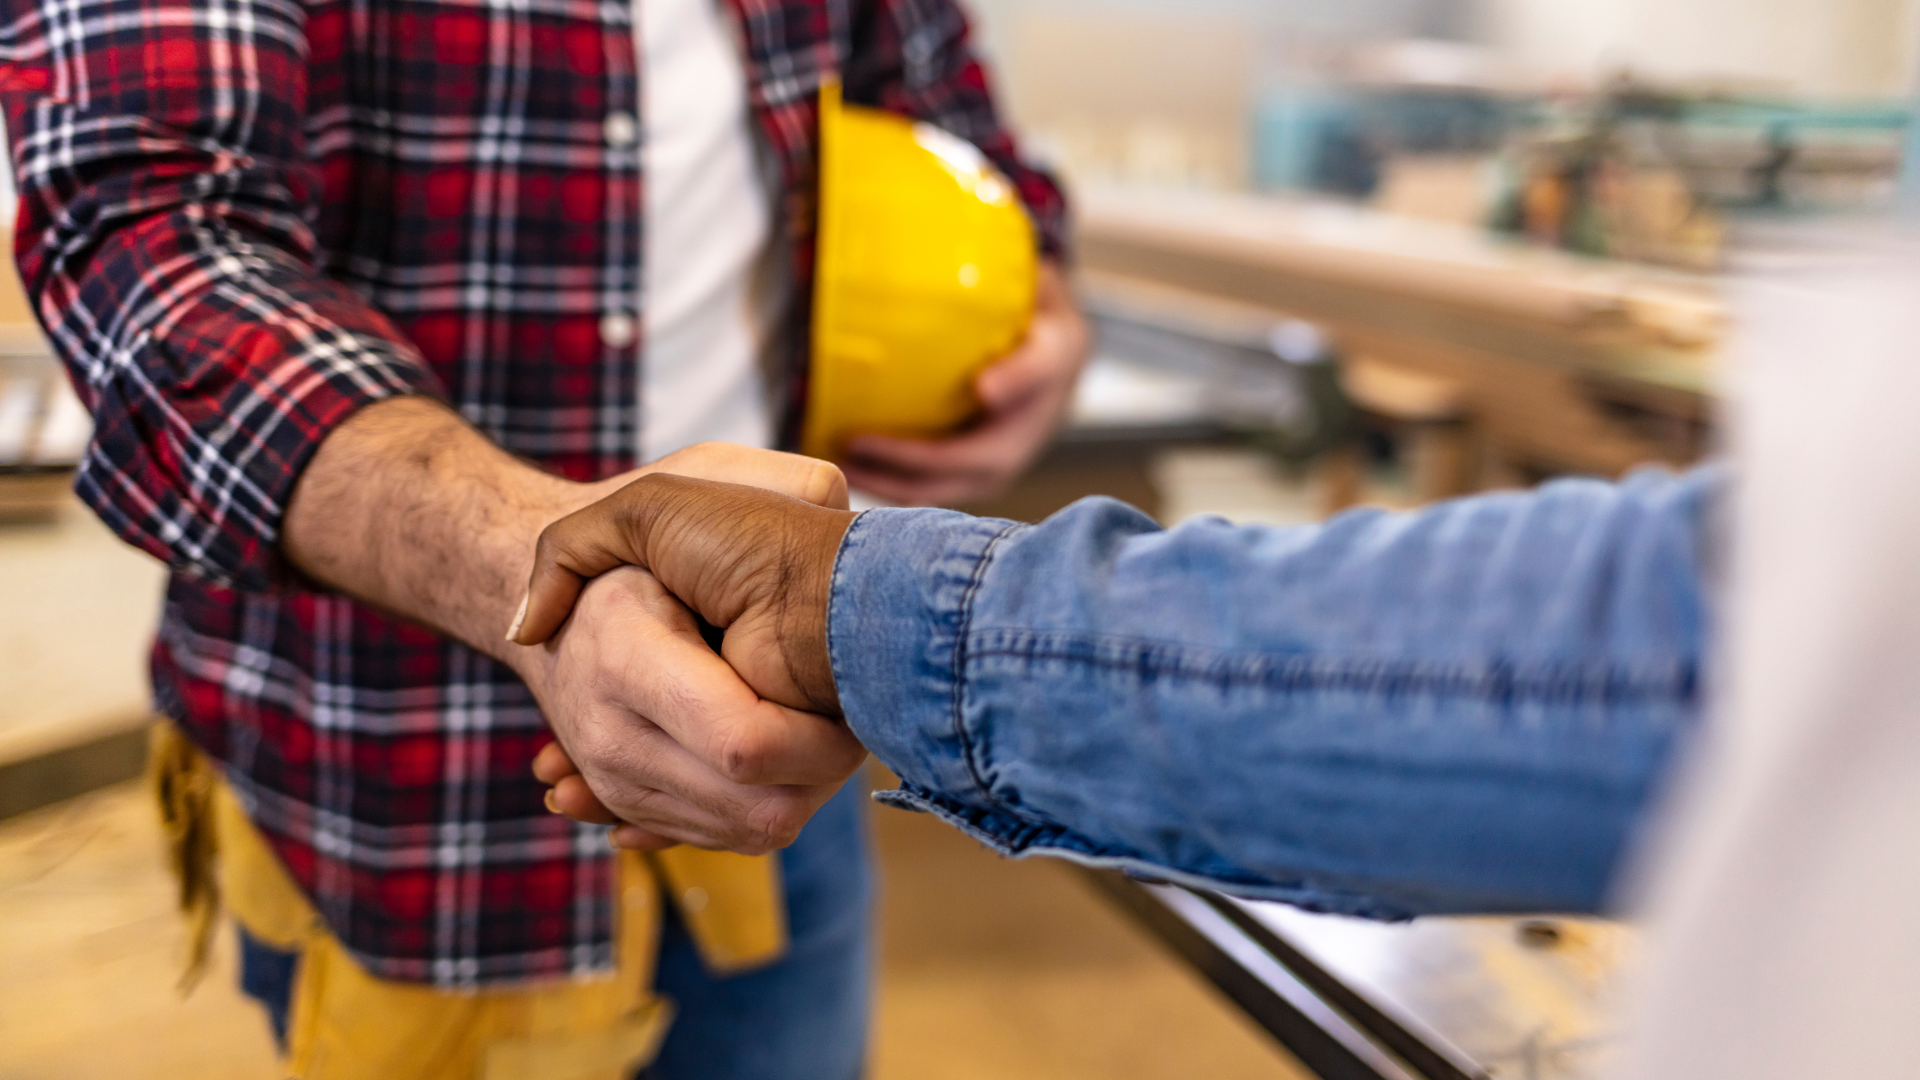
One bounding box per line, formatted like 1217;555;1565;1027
544;789;559;814
505;592;529;643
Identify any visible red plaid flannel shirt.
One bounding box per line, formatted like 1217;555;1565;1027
0;0;1064;984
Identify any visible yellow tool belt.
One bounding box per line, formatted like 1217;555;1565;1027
150;723;787;1080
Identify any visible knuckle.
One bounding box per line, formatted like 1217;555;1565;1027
574;720;647;775
726;831;776;857
808;461;848;505
532;522;565;565
627;472;691;524
715;722;774;785
614;782;672;818
570;729;618;771
746;796;806;851
828;738;867;779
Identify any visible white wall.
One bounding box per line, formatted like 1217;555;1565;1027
1480;0;1920;96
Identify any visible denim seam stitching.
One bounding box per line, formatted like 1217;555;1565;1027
949;521;1030;802
965;637;1698;705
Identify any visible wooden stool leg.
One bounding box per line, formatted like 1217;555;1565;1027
1408;420;1478;504
1316;443;1365;518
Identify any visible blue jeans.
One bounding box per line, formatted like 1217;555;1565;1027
239;781;873;1080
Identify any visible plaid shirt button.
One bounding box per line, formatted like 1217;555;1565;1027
599;312;637;348
604;111;638;148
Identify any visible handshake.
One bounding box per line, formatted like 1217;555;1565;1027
500;444;871;855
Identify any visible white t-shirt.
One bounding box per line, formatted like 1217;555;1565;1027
637;0;782;462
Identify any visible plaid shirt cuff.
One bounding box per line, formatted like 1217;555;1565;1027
75;333;440;593
61;232;444;592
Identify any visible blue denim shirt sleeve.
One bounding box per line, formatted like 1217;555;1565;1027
829;466;1720;919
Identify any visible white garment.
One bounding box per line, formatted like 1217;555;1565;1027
638;0;781;462
1620;227;1920;1079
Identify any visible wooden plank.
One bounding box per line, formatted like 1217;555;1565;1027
1076;256;1713;478
0;720;152;822
1076;191;1720;396
0;469;72;521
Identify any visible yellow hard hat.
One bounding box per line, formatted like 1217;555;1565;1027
802;78;1038;462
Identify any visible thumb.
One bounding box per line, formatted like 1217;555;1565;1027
511;451;847;647
508;479;665;647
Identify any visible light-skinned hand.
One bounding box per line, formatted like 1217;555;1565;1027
514;565;863;852
839;261;1089;507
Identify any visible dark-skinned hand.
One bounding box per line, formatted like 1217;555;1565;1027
511;474;863;849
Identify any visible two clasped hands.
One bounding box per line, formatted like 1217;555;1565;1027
506;452;869;855
476;269;1091;856
276;265;1089;866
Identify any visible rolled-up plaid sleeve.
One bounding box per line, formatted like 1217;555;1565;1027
850;0;1070;260
0;0;440;590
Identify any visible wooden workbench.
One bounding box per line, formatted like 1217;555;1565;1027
1075;187;1723;481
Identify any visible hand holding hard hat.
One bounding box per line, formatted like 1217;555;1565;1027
805;81;1089;505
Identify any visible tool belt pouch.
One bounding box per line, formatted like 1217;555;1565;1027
148;723;788;1080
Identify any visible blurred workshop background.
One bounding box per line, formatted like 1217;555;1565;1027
3;0;1916;1077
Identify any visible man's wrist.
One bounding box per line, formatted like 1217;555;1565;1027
284;395;621;666
775;508;858;716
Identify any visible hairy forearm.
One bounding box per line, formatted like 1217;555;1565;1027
282;396;604;663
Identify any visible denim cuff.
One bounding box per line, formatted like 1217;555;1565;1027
828;507;1023;808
